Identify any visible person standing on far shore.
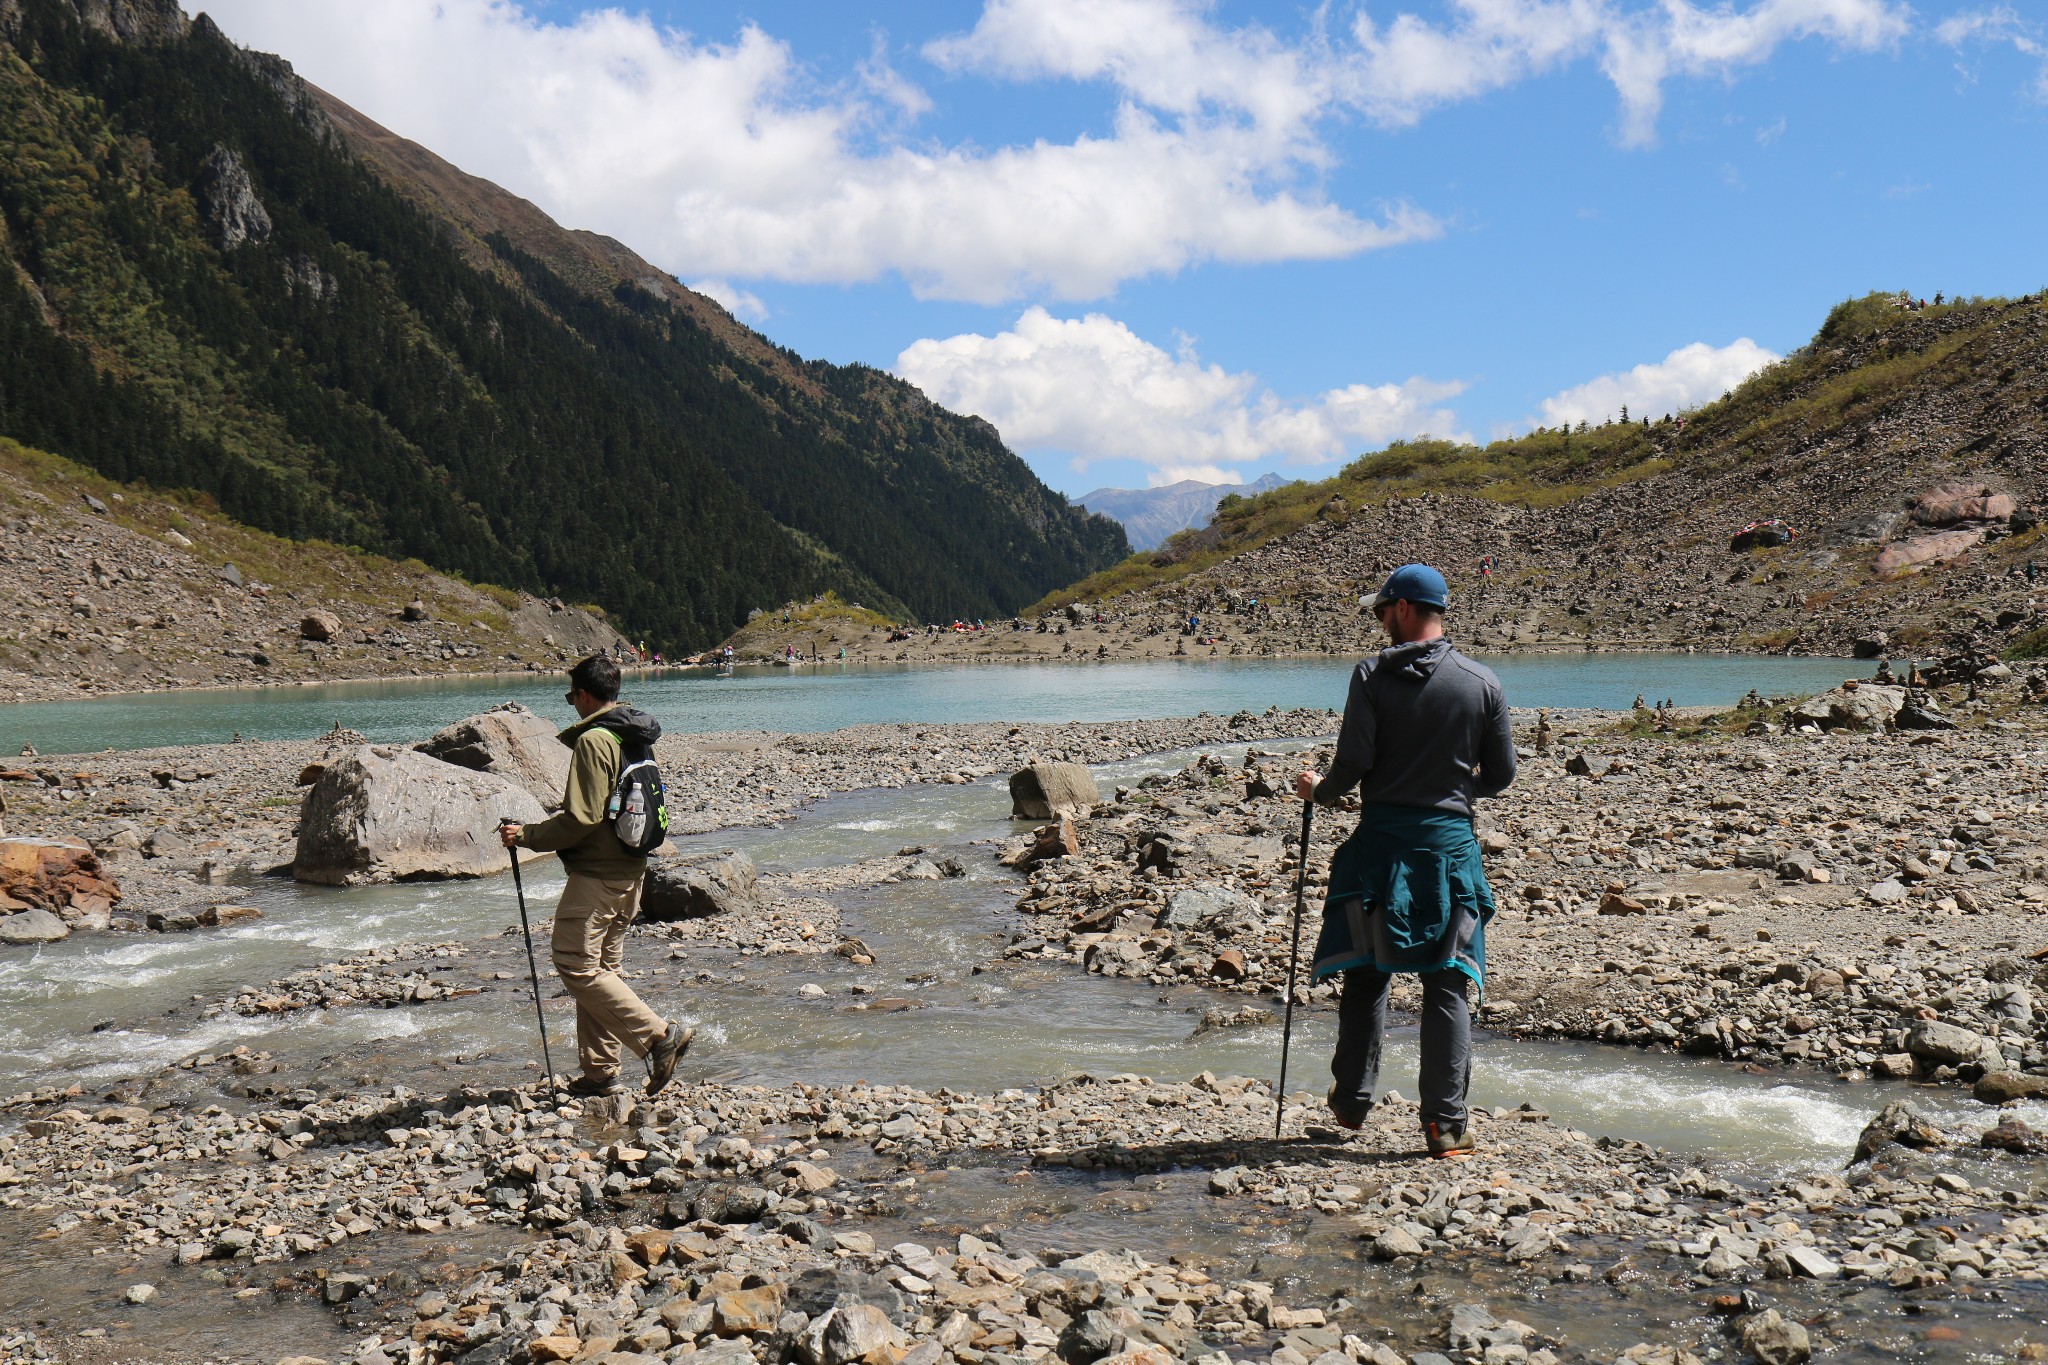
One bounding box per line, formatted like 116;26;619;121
499;654;693;1098
1294;563;1516;1158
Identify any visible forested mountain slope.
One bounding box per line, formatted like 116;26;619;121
0;0;1125;653
1037;293;2048;663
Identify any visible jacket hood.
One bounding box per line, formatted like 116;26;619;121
559;702;663;748
1379;637;1453;680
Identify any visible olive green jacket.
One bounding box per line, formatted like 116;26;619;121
514;703;658;879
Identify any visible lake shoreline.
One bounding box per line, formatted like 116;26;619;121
0;634;1864;710
0;652;1879;759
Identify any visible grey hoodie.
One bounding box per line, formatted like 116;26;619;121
1312;638;1515;819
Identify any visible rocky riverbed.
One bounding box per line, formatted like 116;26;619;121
1009;679;2048;1101
5;700;2048;1364
0;711;1333;942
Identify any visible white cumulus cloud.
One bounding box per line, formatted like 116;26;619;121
200;0;1426;304
197;0;1914;304
688;280;770;325
1535;338;1780;427
896;308;1466;484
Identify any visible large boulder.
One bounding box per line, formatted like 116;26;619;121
1789;682;1904;732
1875;529;1986;576
293;746;545;886
642;849;759;921
299;610;342;642
417;703;570;807
0;836;121;926
1911;484;2017;528
1010;763;1101;820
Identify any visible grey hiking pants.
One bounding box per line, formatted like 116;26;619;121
1331;966;1472;1130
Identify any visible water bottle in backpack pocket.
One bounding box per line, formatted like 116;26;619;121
607;744;669;853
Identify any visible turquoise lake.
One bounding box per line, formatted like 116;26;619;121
0;653;1875;755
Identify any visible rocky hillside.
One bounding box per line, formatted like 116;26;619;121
1037;293;2048;663
0;0;1125;656
0;437;628;702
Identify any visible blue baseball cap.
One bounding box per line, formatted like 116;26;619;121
1369;563;1449;612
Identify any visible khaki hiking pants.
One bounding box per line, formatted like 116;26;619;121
551;872;666;1080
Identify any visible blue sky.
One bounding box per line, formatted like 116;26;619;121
202;1;2048;497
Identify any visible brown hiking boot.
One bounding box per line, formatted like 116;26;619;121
566;1074;625;1098
1426;1122;1475;1159
644;1022;695;1096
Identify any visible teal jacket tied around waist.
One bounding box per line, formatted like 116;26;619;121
1310;803;1497;987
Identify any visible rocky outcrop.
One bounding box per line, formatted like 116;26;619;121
293;745;545;886
642;849;759;921
417;703;569;807
0;836;120;931
196;144;271;250
59;0;188;45
1009;763;1100;820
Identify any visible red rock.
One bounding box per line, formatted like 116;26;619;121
0;837;120;916
1211;950;1248;981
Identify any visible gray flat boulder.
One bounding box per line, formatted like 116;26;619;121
293;745;545;886
1157;884;1260;932
1905;1019;2003;1068
1010;763;1100;820
0;907;70;945
418;703;570;807
643;849;759;921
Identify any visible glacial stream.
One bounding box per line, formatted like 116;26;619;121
4;745;2046;1360
0;745;1995;1171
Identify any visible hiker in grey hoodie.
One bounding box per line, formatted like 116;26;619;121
1294;563;1515;1157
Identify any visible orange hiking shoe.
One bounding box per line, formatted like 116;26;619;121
1426;1122;1475;1159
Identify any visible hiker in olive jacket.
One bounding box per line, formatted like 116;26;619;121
500;654;692;1097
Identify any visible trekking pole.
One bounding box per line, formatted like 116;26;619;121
501;824;556;1086
1275;797;1314;1140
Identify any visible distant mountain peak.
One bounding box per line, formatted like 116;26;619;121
1073;473;1291;551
